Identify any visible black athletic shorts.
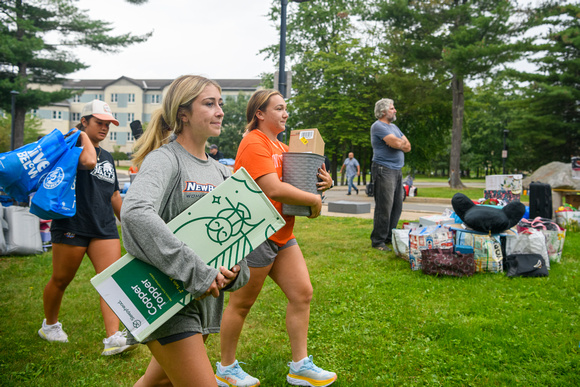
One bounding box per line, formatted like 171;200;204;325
51;230;92;247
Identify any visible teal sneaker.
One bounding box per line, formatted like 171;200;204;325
215;360;260;387
287;355;337;386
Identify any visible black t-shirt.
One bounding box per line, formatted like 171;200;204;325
51;147;120;239
209;150;224;160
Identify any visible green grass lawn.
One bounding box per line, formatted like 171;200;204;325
1;218;578;386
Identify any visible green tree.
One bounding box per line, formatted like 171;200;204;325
0;113;42;153
209;92;251;159
289;39;383;182
365;0;529;188
505;1;580;170
375;69;453;176
464;83;503;175
111;145;128;167
262;0;383;182
0;0;151;149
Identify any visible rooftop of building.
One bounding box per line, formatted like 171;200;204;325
63;76;261;91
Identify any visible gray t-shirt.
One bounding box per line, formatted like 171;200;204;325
121;141;249;342
342;157;360;178
370;120;405;170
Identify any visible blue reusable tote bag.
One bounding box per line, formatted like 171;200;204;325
29;131;82;220
0;129;69;202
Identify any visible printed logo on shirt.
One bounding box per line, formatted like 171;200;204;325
183;181;216;193
272;154;283;169
91;160;116;184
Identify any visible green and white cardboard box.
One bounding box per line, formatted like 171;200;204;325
91;167;285;342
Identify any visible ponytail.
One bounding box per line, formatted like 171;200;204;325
130;75;222;168
131;110;172;168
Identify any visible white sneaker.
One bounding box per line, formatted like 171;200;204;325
101;330;138;356
287;356;336;386
215;360;260;387
38;319;68;343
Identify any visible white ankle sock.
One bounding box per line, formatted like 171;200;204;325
220;361;236;370
291;356;308;369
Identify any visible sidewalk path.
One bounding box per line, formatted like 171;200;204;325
322;184;453;221
119;170;459;222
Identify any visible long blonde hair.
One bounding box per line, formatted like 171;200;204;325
244;89;284;135
132;75;222;167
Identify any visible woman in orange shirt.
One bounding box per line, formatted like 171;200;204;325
217;90;336;387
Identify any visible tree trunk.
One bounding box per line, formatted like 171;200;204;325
13;106;26;149
449;73;465;189
331;154;338;186
340;152;346;186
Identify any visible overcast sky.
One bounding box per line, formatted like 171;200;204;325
71;0;281;80
70;0;547;81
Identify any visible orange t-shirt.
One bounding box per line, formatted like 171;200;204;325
235;129;295;246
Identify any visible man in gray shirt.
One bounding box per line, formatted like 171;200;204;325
370;98;411;251
340;152;360;195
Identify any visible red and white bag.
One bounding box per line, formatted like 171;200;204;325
409;225;453;271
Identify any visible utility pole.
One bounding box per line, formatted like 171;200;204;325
10;91;19;151
502;129;509;174
276;0;310;141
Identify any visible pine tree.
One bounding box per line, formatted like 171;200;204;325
262;0;384;180
364;0;529;187
506;1;580;169
0;0;151;148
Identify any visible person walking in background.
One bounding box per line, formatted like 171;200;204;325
122;75;249;386
370;98;411;252
340;152;360;195
208;144;225;160
217;89;336;387
39;100;135;355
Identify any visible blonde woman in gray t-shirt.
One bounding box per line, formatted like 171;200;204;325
122;75;250;386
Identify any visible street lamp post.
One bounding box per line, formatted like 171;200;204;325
10;90;19;151
278;0;289;101
277;0;310;141
502;129;509;174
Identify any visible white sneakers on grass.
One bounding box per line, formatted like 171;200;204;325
287;356;337;387
38;319;137;356
38;319;68;343
101;330;138;356
215;360;260;387
216;356;336;387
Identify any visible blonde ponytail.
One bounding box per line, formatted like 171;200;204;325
131;110;171;168
130;75;222;168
